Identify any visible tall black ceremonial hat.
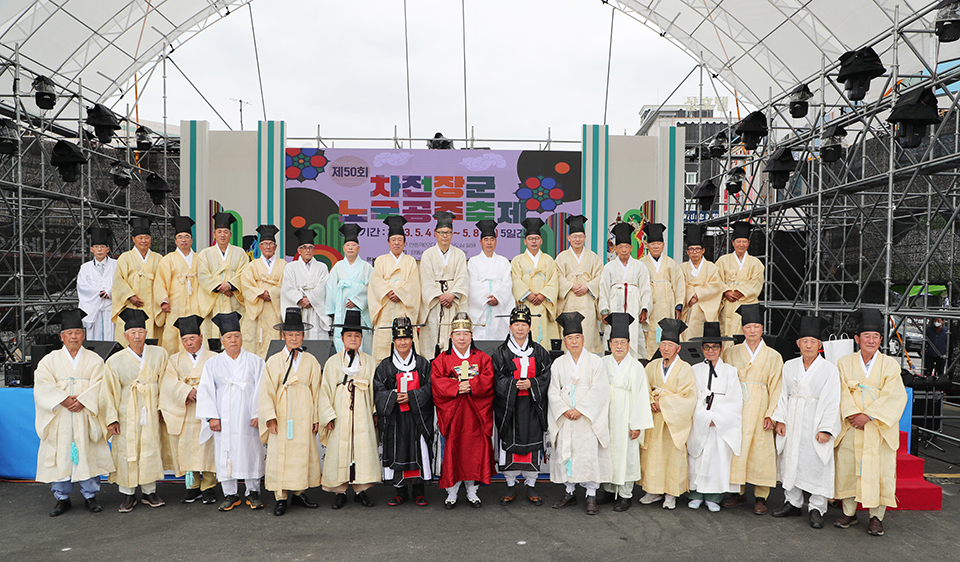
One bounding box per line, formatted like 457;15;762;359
391;316;414;339
87;226;112;247
611;222;635;246
557;311;585;336
339;224;362;244
642;222;666;243
852;308;884;335
564;214;587;234
731;221;753;241
257;224;279;243
129;217;151;237
692;321;734;343
521;217;545;238
174;314;203;337
384;215;408;237
658;318;687;344
212;212;236;230
433;211;456;230
685;224;705;247
273;307;313;332
334;309;371;334
604;312;634;340
119;308;149;331
510;303;533;325
293;227;317;248
171;216;195;236
738;303;764;327
55;308;87;331
797;315;828;340
476;220;498;238
212;311;242;335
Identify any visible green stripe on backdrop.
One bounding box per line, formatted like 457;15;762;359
602;125;608;256
268;122;275;226
257;124;263;225
189;120;198;251
591;125;600;255
280;121;286;257
668;126;677;259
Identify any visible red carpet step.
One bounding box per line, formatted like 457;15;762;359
891;431;942;511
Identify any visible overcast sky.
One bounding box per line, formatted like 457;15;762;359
136;0;700;148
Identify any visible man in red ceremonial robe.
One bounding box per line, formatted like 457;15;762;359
432;312;495;509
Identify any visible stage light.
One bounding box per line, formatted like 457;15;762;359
763;147;798;190
110;161;133;187
144;172;171;205
709;132;728;159
837;47;885;102
0;119;19;155
936;2;960;43
85;104;122;144
32;75;57;110
820;124;847;163
736;111;767;151
685;145;707;161
50;140;87;182
788;84;813;118
427;132;453;149
887;87;941;149
725;167;746;195
136;126;153;151
692;179;718;211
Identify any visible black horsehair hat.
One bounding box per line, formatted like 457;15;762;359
273;307;314;332
333;309;371;334
339;224;363;244
257;224;279;243
212;311;242;334
605;312;634;340
658;318;687;344
692;321;734;344
55;308;87;331
556;311;585;336
119;308;148;331
174;314;203;336
611;222;635;246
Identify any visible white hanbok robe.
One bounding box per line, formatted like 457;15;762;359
547;352;611;484
325;257;374;354
598;257;652;358
688;358;743;495
77;257;117;340
604;354;654;486
773;355;842;498
195;349;266;480
281;258;331;341
418;245;468;359
466;252;514;341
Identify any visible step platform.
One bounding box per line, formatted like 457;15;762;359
858;431;941;511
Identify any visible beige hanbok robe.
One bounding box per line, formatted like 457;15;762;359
153;250;200;355
548;352;611;483
240;256;286;357
369;252;421;360
102;346;170;487
159;348;217;475
197;244;249;340
604;355;654;486
418;245;468;359
722;341;783;487
511;251;560;347
318;350;382;490
640;254;685;359
34;348;115;483
556;248;603;354
259;349;323;493
835;352;907;509
680;259;723;341
640;358;697;496
716;252;764;339
111;248;162;342
599;257;653;359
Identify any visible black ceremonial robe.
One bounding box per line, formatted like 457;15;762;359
491;337;552;472
373;353;434;485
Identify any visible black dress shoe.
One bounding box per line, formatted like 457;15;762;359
585;496;599;515
84;497;102;513
810;510;824;529
291;493;319;509
595;490;616;505
613;497;632;512
444;498;457;509
273;500;287;516
772;503;803;518
118;494;137;513
181;488;203;503
355;491;375;507
552;493;577;509
50;498;72;517
467;497;482;508
332;494;347;510
201;490;217;504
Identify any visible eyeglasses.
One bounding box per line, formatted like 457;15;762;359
702;343;722;350
687;247;704;253
435;230;453;236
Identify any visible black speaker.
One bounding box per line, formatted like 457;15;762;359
207;338;222;353
473;340;504;356
912;390;943;432
4;362;33;387
145;338;159;346
650;341;705;365
83;340;124;361
266;340;334;363
31;343;61;376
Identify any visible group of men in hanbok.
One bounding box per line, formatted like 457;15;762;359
36;208;905;537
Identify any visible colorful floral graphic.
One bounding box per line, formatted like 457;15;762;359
286;148;328;182
515;175;565;212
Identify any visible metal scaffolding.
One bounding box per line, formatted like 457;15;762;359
0;47;178;363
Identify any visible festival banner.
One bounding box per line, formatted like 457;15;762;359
284;148;582;267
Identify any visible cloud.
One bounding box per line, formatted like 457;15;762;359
373;152;413;167
458;153;507;171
